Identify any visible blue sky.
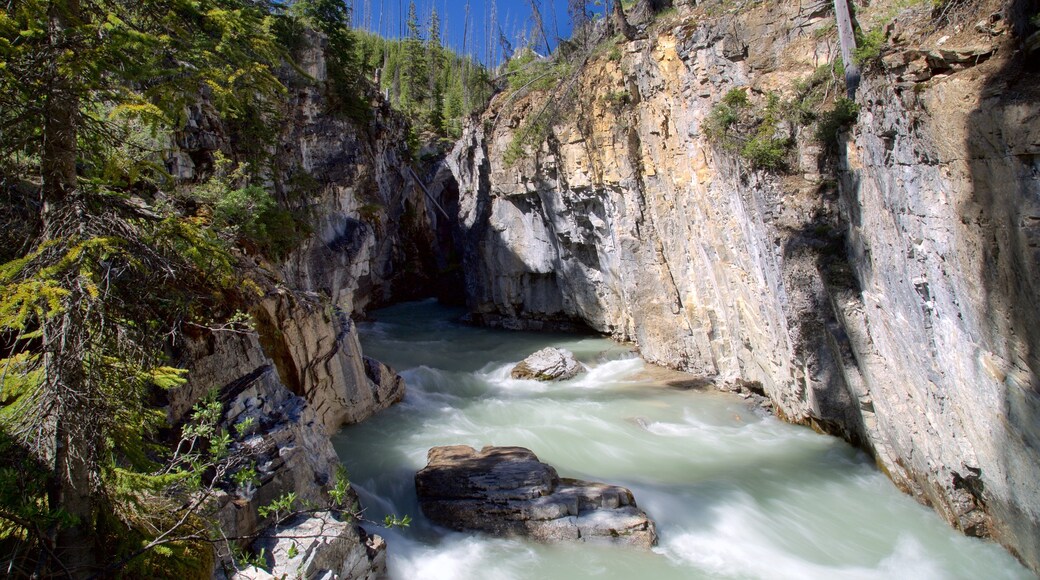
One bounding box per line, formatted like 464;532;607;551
351;0;580;66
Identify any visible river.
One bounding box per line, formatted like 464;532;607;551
332;300;1029;579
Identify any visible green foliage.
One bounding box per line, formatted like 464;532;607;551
353;25;492;139
191;154;308;259
740;135;789;171
815;97;860;145
788;63;844;125
853;28;886;66
722;87;750;108
504;113;555;167
231;545;269;570
328;465;352;507
704;88;791;171
259;492;299;523
506;49;571;93
383;514;412;528
289;0;369;122
0;0;393;574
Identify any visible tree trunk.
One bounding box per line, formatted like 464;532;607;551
39;2;97;577
834;0;861;98
612;0;636;40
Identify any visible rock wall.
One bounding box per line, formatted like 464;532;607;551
177;331;386;578
448;0;1040;570
167;31;431;433
165;30;443;576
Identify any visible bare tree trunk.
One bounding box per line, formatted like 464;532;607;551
528;0;553;55
834;0;861;97
612;0;635;40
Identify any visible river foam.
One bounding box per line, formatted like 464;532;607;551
334;301;1031;580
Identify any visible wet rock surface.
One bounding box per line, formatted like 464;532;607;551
415;445;657;548
510;347;586;381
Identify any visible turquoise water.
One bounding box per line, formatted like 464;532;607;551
332;300;1030;580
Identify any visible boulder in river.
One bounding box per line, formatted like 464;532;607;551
415;445;657;548
510;347;586;381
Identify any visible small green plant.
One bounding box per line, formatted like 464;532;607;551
383;514;412;528
504;112;554;167
603;90;630;108
234;416;257;438
328;465;351;507
704;87;751;143
258;491;298;523
705;89;791;171
853;28;886;66
192;153;308;259
815;97;860;144
230;545;268;570
287;542;299;559
721;87;750;108
741;136;789;170
231;462;260;494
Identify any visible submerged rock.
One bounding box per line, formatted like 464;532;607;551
415;445;657;548
510;347;586;381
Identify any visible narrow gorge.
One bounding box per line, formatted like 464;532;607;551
1;0;1038;577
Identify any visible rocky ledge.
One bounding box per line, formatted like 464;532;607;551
223;512;386;580
415;445;657;548
510;347;586;381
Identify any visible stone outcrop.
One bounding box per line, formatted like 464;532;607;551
447;0;1040;571
172;331;388;578
510;347;586;381
223;512;386;580
165;30;436;578
415;445;657;548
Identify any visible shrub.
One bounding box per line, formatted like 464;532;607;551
815;97;860;144
741;136;789;170
193;154;309;259
721;87;750;108
505;49;569;93
853;28;886;66
704;88;792;171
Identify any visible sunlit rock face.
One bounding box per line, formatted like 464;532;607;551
448;0;1040;571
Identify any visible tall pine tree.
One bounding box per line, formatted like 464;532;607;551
0;1;288;575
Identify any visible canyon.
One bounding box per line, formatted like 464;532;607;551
168;0;1040;575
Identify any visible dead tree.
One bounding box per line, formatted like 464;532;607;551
834;0;861;97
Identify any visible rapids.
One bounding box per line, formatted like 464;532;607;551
332;300;1029;579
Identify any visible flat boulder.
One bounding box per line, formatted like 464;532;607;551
415;445;657;549
510;347;586;381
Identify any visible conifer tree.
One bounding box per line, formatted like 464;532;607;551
402;1;427;110
0;1;290;575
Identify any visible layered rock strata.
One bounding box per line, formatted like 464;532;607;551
448;0;1040;570
166;30;436;577
415;445;658;548
175;331;387;578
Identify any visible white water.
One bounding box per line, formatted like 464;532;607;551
332;300;1030;580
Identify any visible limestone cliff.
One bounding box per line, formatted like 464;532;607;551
448;0;1040;570
164;30;443;575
